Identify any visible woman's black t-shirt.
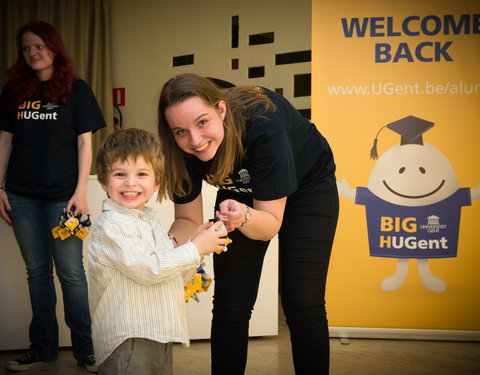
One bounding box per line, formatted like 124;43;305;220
0;79;106;201
174;87;336;204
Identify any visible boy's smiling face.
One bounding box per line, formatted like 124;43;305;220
102;156;159;210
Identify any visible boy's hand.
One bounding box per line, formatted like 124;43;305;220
191;220;229;255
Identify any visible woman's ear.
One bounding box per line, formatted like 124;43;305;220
217;100;227;121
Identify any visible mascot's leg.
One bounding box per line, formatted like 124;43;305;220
417;259;446;292
381;258;409;291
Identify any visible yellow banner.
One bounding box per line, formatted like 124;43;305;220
313;0;480;330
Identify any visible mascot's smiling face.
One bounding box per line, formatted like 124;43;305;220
367;143;458;206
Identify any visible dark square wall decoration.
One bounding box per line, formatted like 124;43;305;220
232;16;239;48
249;32;274;45
249;66;265;78
294;73;311;97
172;54;194;67
276;50;311;65
297;108;311;119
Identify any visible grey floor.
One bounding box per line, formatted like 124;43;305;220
1;307;479;375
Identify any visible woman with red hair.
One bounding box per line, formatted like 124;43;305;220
0;20;105;372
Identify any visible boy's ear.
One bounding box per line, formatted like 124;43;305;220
101;184;108;193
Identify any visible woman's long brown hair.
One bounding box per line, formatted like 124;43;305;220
157;73;274;200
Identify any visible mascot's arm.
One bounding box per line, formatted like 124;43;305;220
470;183;480;201
337;178;356;201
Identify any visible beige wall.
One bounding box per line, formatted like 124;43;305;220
0;1;310;350
110;0;311;132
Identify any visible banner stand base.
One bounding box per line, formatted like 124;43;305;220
329;327;480;342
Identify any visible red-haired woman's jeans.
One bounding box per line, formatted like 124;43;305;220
8;192;94;363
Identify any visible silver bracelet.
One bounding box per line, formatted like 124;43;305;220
0;186;6;192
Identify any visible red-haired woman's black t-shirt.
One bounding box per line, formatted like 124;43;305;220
0;79;106;201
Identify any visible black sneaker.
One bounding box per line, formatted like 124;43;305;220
78;354;98;373
5;352;47;371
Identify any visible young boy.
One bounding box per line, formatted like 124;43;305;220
88;128;227;374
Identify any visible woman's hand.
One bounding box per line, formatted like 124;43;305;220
216;199;245;231
0;190;12;226
216;197;287;241
67;132;92;216
0;131;13;226
66;191;89;216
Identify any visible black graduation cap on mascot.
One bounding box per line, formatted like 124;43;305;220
369;115;434;160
